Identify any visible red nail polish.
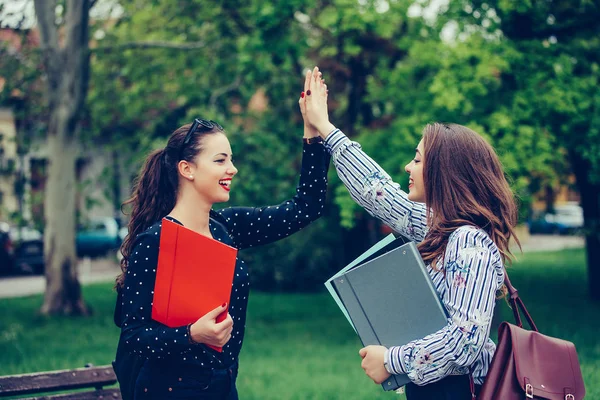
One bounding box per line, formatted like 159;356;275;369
222;303;227;307
306;90;311;96
301;92;305;98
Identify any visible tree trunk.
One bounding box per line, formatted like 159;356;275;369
584;193;600;302
544;185;556;213
570;150;600;302
42;135;87;314
581;185;600;302
34;0;92;315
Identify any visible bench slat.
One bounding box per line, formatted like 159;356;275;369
0;366;117;397
20;388;122;400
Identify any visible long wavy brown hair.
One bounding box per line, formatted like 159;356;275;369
417;123;520;269
115;123;222;288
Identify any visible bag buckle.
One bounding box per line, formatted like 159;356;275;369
565;395;575;400
526;383;534;399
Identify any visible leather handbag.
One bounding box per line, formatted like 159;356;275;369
478;272;586;400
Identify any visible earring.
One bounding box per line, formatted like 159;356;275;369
189;175;194;179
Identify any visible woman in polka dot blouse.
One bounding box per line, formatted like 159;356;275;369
113;87;329;398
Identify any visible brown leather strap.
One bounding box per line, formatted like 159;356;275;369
504;270;538;331
503;271;518;298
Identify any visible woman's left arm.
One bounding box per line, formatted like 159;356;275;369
385;227;504;385
216;141;329;249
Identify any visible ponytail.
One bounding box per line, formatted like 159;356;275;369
115;121;224;288
116;149;177;288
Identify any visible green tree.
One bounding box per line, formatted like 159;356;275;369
446;0;600;300
7;0;595;298
323;0;600;300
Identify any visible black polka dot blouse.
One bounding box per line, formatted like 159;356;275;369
117;142;330;370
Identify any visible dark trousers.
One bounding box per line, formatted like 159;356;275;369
405;374;480;400
134;360;238;400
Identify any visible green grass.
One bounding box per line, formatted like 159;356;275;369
0;248;598;399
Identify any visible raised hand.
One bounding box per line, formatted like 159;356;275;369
304;66;336;139
299;69;320;139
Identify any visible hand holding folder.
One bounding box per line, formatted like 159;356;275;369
151;218;238;352
326;234;448;391
188;303;234;350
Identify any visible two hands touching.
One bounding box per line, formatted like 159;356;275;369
299;66;392;386
298;66;336;140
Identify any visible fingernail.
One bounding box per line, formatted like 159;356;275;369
301;92;305;98
222;303;227;307
306;90;311;96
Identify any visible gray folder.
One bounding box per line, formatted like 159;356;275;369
330;238;448;391
325;233;398;331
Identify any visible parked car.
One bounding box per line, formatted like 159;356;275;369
0;222;13;275
76;216;121;257
0;221;44;275
528;202;584;235
11;225;44;274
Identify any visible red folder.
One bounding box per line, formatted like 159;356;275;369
151;218;238;352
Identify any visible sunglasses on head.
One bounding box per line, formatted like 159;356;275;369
179;118;224;160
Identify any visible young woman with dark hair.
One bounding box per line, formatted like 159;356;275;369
302;68;520;399
113;76;329;399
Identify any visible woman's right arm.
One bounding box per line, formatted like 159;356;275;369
303;66;428;241
324;128;428;242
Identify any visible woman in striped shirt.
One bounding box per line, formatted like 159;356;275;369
301;67;520;399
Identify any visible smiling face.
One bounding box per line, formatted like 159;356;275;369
404;139;425;203
186;132;238;205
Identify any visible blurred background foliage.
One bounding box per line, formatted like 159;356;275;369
1;0;599;292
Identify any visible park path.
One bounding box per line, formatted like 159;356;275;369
518;234;584;253
0;257;119;299
0;235;585;299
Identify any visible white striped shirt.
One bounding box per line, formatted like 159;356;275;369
324;129;504;386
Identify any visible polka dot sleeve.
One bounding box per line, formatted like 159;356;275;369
217;143;330;249
119;231;195;359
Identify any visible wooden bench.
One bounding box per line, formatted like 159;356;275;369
0;364;121;399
